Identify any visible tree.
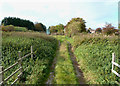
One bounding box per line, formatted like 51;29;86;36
102;23;116;35
1;17;35;30
49;24;64;34
55;24;64;34
65;17;86;37
96;28;102;33
49;26;57;33
34;23;46;32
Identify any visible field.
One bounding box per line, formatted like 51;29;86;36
72;34;119;84
53;34;119;84
2;32;58;84
1;31;119;85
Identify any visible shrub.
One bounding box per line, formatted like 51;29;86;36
15;27;27;32
1;25;15;32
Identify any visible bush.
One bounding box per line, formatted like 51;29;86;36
15;27;27;32
1;25;15;32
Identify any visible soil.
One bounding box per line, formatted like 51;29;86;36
68;42;86;84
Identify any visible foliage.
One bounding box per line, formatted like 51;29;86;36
53;34;119;84
1;25;27;32
55;24;64;34
14;27;27;32
72;33;118;48
72;34;119;84
1;17;35;30
95;28;102;33
65;17;86;37
1;25;15;32
49;26;57;33
49;24;64;34
102;23;116;35
2;32;58;84
119;24;120;29
34;23;46;32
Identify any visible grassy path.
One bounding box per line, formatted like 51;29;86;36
54;41;77;84
46;35;86;84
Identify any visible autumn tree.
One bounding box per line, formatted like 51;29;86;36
96;28;102;33
102;23;116;35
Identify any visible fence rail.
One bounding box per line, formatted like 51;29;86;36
0;46;33;85
111;53;120;77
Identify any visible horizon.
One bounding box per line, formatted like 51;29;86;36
0;0;119;29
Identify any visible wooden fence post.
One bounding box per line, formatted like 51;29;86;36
112;53;115;71
31;46;33;59
0;66;4;85
18;51;23;78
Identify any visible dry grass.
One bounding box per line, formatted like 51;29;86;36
72;33;118;48
2;32;56;42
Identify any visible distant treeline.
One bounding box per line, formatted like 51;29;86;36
1;17;46;32
1;17;35;30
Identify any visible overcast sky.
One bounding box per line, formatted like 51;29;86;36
0;0;119;29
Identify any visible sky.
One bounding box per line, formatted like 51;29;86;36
0;0;119;29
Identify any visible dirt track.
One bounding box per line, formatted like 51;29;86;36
46;41;86;84
68;42;86;84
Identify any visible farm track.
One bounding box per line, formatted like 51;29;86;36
68;42;86;84
46;41;85;84
45;41;61;84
